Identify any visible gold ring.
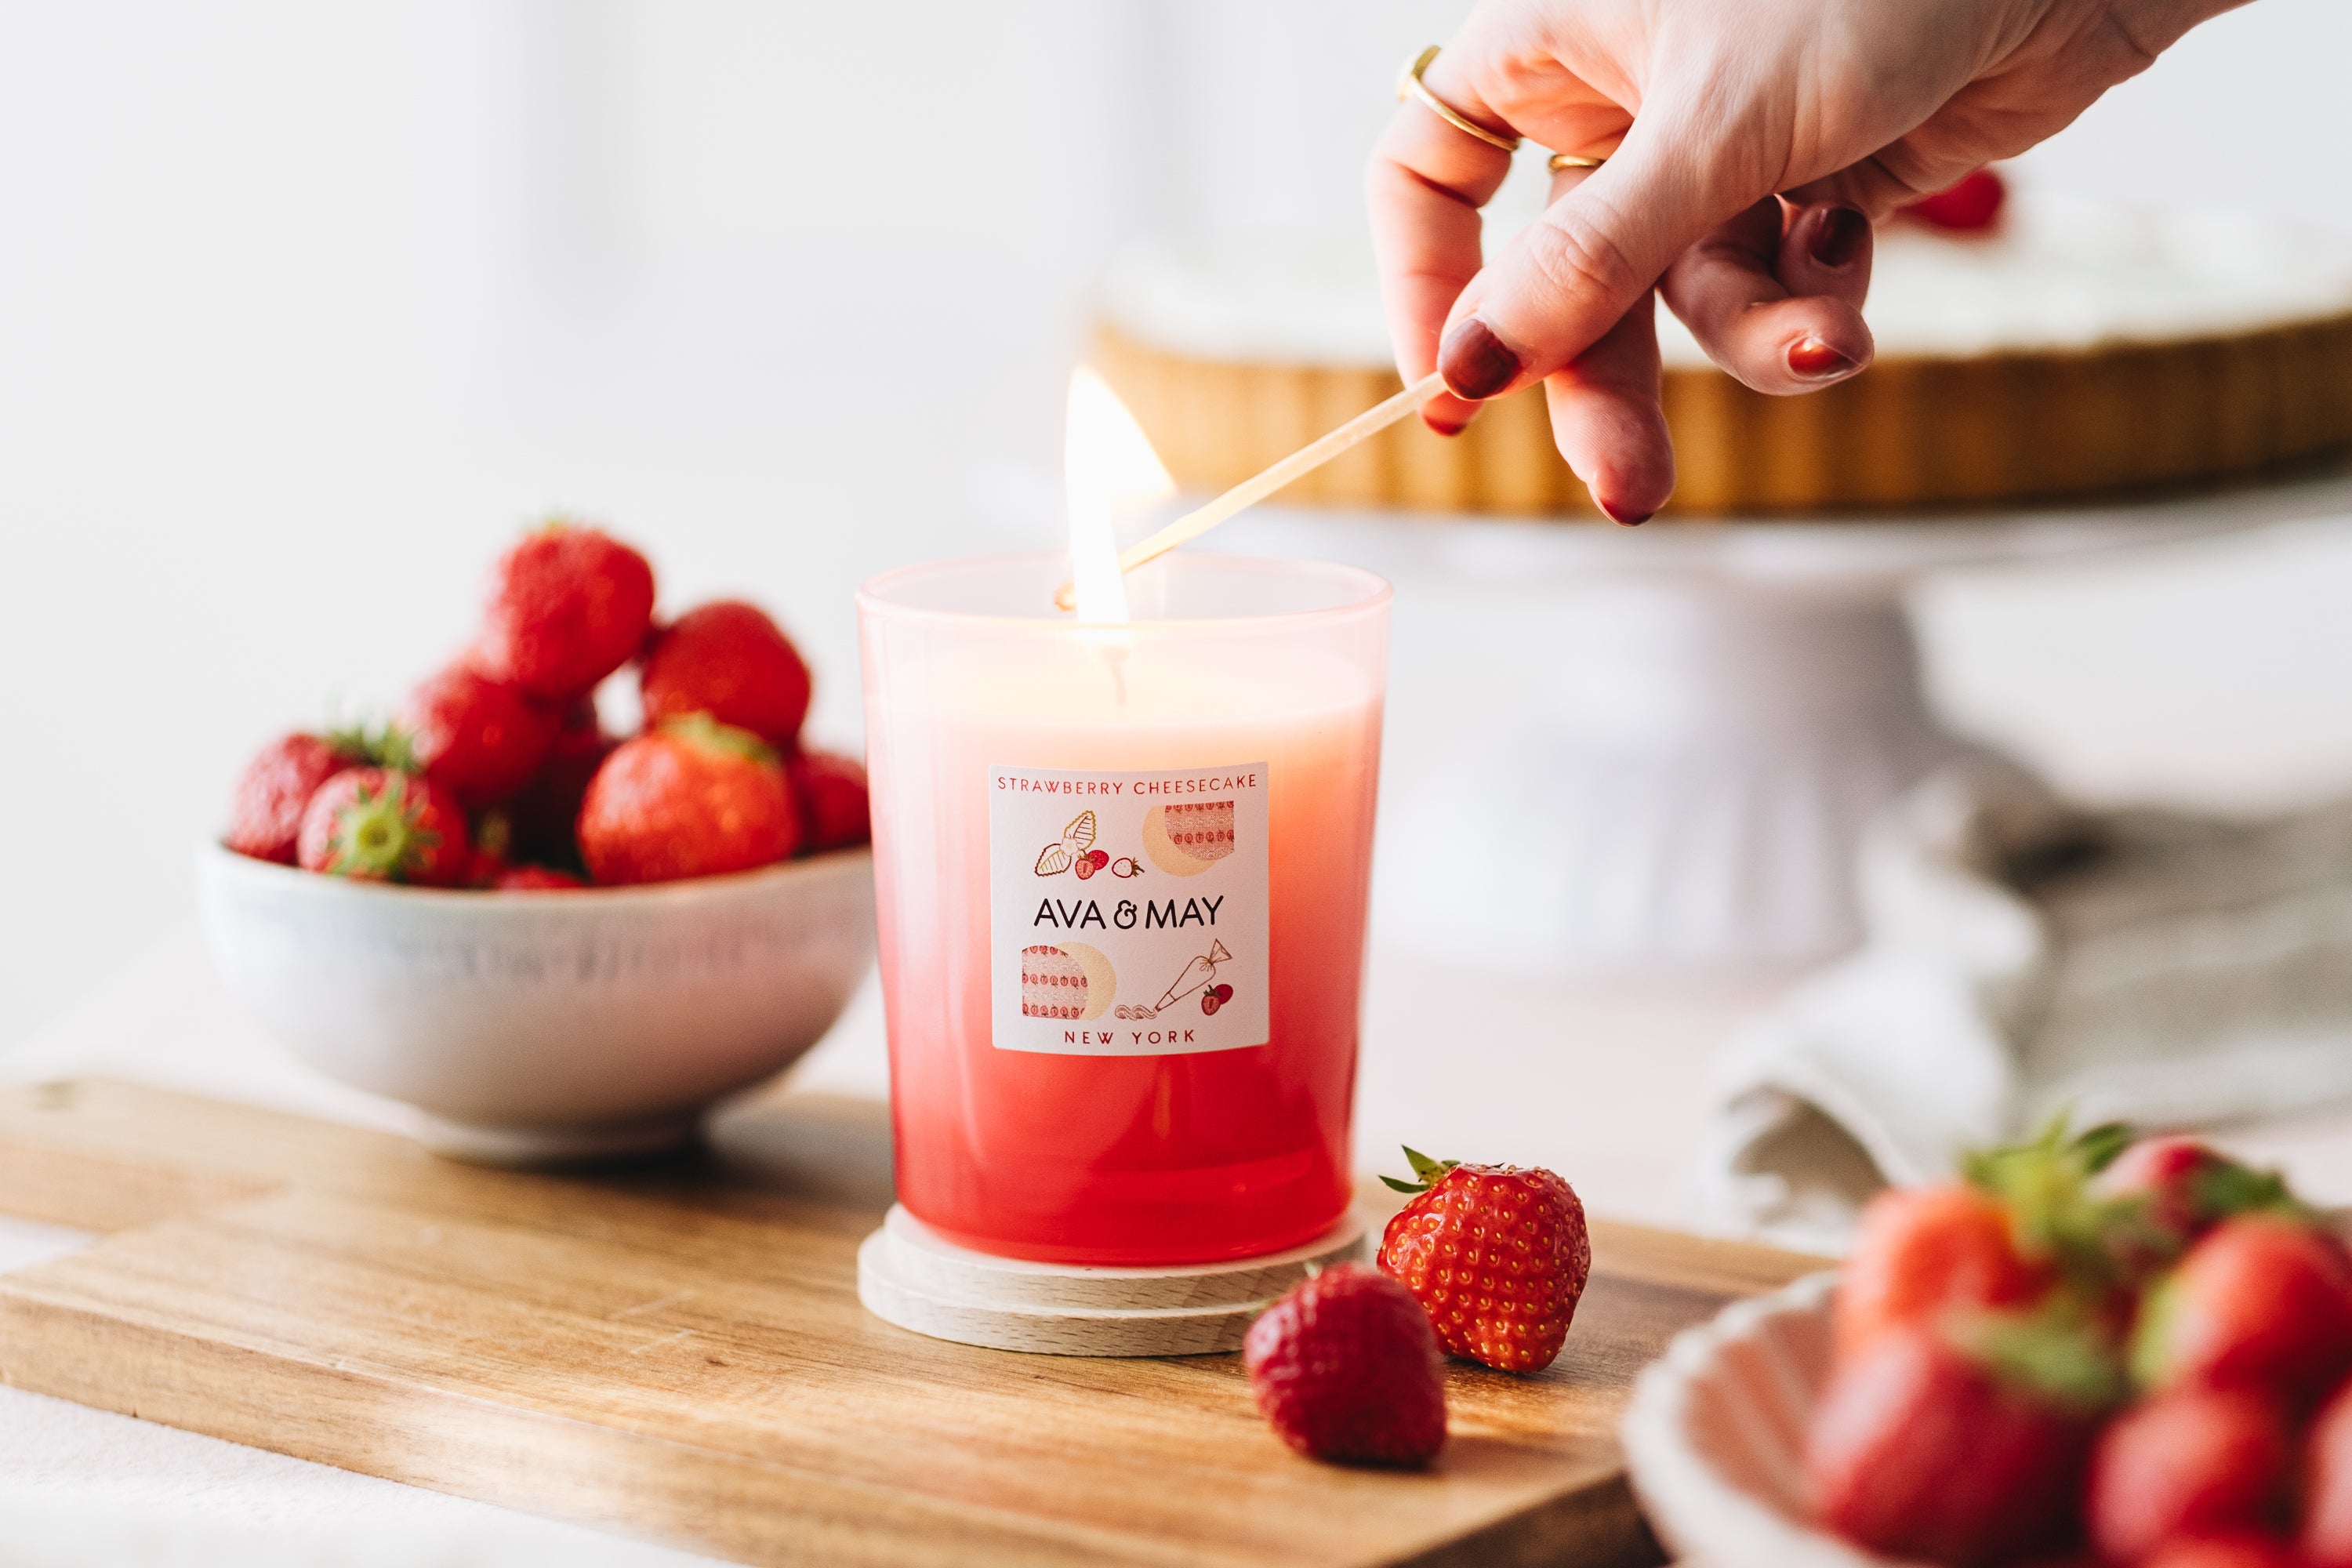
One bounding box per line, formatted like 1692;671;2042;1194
1396;45;1520;154
1547;151;1610;172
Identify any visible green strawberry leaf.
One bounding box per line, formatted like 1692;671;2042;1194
659;712;779;766
1952;1301;2126;1416
1383;1146;1461;1196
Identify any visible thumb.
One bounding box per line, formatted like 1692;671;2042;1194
1437;107;1760;401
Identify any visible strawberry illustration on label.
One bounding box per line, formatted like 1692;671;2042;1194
1033;811;1098;877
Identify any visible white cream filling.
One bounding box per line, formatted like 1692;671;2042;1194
1100;188;2352;371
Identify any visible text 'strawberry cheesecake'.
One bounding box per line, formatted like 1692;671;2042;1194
1095;182;2352;517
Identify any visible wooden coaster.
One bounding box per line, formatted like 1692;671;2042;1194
857;1203;1370;1356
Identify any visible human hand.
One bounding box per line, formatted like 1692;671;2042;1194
1367;0;2245;520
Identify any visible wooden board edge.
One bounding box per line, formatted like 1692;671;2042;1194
1385;1472;1662;1568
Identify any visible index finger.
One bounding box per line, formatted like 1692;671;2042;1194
1365;54;1517;434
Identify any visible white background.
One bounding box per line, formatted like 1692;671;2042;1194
4;0;2352;1049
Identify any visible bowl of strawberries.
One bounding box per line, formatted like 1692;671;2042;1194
1622;1125;2352;1568
198;522;877;1162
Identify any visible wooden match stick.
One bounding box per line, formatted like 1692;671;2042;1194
1054;371;1448;612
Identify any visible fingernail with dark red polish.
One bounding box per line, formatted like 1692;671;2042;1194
1422;412;1468;437
1809;205;1868;269
1788;336;1861;380
1438;318;1522;401
1600;502;1653;527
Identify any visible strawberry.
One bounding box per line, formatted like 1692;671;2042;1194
475;522;655;701
1807;1316;2114;1566
1243;1262;1446;1468
638;600;811;746
2086;1388;2295;1562
2095;1137;2303;1271
225;732;358;863
492;865;586;891
296;768;470;886
507;700;615;870
784;750;870;852
2130;1214;2352;1403
2145;1535;2304;1568
576;714;800;886
2303;1377;2352;1567
1904;167;2006;231
1837;1184;2052;1360
1377;1148;1589;1372
396;663;558;810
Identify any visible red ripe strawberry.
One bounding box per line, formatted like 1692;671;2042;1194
1377;1148;1589;1372
577;715;800;886
2303;1377;2352;1567
639;601;811;746
2131;1214;2352;1402
475;522;655;701
784;750;870;852
2087;1388;2295;1562
508;700;615;869
1243;1263;1446;1468
396;663;558;810
296;768;470;886
1905;167;2006;231
493;865;586;891
1836;1184;2049;1360
2145;1534;2304;1568
1807;1319;2110;1566
226;732;357;863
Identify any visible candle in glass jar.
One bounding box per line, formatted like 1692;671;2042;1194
858;554;1388;1265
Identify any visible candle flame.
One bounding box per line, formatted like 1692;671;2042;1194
1064;367;1174;623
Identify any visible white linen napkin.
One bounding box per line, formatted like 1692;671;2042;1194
1704;759;2352;1254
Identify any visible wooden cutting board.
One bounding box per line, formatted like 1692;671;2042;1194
0;1079;1818;1568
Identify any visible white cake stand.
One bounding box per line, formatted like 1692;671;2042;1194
1214;462;2352;974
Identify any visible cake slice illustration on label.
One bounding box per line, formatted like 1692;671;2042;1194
1142;801;1234;877
1021;941;1115;1020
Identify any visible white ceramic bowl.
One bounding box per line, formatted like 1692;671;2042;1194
196;841;877;1162
1619;1272;1922;1568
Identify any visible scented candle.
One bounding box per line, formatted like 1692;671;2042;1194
858;553;1388;1265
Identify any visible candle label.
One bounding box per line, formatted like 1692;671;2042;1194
989;762;1271;1055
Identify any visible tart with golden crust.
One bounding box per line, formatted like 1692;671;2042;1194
1095;187;2352;519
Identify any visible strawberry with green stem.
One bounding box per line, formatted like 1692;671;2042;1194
1377;1146;1589;1373
296;768;470;886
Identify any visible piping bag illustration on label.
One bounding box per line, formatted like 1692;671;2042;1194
989;764;1269;1054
